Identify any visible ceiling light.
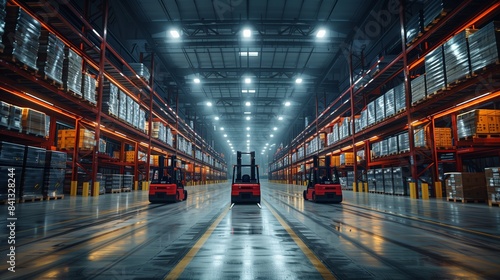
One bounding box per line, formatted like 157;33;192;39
248;89;256;93
247;140;250;143
227;140;230;143
207;102;212;106
295;78;303;84
246;116;251;120
244;111;251;115
247;134;250;137
316;29;326;38
245;102;251;106
193;78;200;84
270;134;274;137
224;134;227;137
220;127;224;131
265;143;269;146
242;89;256;93
285;101;291;106
246;127;250;131
244;78;252;84
170;29;180;38
239;52;258;56
243;29;252;37
273;127;278;131
278;116;283;120
242;89;248;93
214;116;220;120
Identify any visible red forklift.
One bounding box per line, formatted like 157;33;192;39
303;155;342;203
149;155;187;203
231;151;261;204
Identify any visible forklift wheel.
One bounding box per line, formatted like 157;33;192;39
303;190;307;200
184;190;188;200
312;193;317;202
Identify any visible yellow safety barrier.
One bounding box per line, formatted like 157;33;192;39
353;182;357;192
70;181;77;196
364;182;368;192
134;181;139;191
434;181;442;198
82;182;89;197
409;182;417;199
92;182;100;197
142;181;150;191
421;182;429;200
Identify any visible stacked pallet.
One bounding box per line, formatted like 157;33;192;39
103;80;119;117
0;0;5;51
44;150;66;198
375;95;385;123
444;29;475;85
62;47;83;97
411;74;426;104
406;10;423;45
104;174;122;193
383;168;394;194
398;132;410;153
423;0;456;30
445;172;487;202
22;146;46;199
388;136;398;155
122;175;134;191
37;31;65;86
330;155;340;167
367;169;376;192
425;46;446;95
21;108;47;137
414;126;427;148
124;63;150;82
434;127;452;148
485;167;500;206
3;6;41;71
393;167;409;195
457;109;500;139
339;117;351;140
0;141;25;201
385;88;396;117
82;73;97;105
340;152;354;166
468;21;500;74
0;101;9;127
367;101;376;126
57;129;95;150
375;169;384;193
345;171;354;190
394;83;406;112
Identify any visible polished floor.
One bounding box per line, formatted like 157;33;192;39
1;181;500;279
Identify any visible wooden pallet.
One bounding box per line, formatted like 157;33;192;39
488;201;500;207
471;60;500;76
423;11;448;31
109;189;121;193
121;188;132;192
447;197;486;204
459;134;500;141
20;196;45;203
44;195;64;201
42;74;64;90
396;108;406;114
446;75;472;88
399;150;410;154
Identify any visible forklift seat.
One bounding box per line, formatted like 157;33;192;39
242;174;251;182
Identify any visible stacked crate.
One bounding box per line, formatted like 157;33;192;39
406;10;423;45
138;109;146;132
166;126;174;146
423;0;456;30
385;88;395;117
118;90;127;120
82;73;97;105
104;174;122;193
371;141;381;159
37;31;65;86
3;6;41;71
22;146;46;199
339;117;351;140
21;108;47;137
380;139;389;156
126;95;134;125
0;0;5;51
0;141;25;201
124;63;150;82
411;74;426;104
394;83;406;112
485;168;500;205
132;102;140;128
444;172;487;201
457;109;500;139
346;171;354;190
367;101;376;126
398;132;410;153
102;80;119;117
331;155;340;167
359;110;368;131
468;21;500;74
122;175;134;191
375;95;385;122
444;29;475;85
434;127;452;148
57;129;95;150
356;149;365;163
383;168;394;194
62;47;83;97
425;46;446;95
388;136;398;155
0;101;10;128
414;126;427;148
393;167;409;195
44;150;66;197
8;105;22;132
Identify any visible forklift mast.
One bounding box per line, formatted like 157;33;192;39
154;155;181;183
311;155;334;184
234;151;258;183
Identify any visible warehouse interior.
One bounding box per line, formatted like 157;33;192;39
1;0;500;279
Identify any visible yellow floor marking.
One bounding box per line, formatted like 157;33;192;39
263;200;336;280
164;206;230;279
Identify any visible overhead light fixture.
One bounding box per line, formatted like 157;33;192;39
246;127;250;131
227;140;230;143
273;127;278;131
278;116;283;120
270;134;274;137
316;29;326;38
244;111;251;115
214;116;219;120
242;89;248;93
247;140;250;143
224;134;227;137
285;101;291;106
242;89;256;93
244;78;252;84
193;78;200;84
247;134;250;137
170;29;180;38
246;116;251;120
295;78;303;84
245;102;251;107
220;127;224;131
207;102;212;107
239;52;259;56
243;28;252;38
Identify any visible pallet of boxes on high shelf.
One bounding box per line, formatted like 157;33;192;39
422;0;457;31
0;0;6;52
21;108;48;137
37;30;65;88
485;168;500;206
124;63;150;85
2;6;41;72
0;101;9;128
62;47;83;97
57;128;95;150
457;109;500;140
468;21;500;75
443;29;476;86
444;172;487;203
81;72;97;105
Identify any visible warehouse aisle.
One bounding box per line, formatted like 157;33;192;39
1;181;499;279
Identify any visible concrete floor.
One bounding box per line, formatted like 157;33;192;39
1;181;499;279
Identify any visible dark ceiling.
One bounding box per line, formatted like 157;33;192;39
78;0;411;163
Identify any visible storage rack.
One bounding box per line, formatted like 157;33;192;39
0;0;227;200
269;1;500;200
